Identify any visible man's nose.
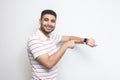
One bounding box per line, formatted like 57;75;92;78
48;21;52;25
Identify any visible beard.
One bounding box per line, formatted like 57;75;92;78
40;24;55;34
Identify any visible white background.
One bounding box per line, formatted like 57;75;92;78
0;0;120;80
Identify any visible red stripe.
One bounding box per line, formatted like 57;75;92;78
31;46;42;51
29;42;42;48
48;46;56;53
31;44;55;54
28;34;58;47
30;40;56;51
28;39;40;43
29;40;53;47
51;34;57;42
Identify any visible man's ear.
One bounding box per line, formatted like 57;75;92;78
38;18;41;25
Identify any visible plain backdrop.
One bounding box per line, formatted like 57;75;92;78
0;0;120;80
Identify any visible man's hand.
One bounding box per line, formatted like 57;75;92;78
64;40;75;49
86;38;96;47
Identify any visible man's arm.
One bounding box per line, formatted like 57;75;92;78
36;40;75;69
36;36;96;69
61;36;96;47
60;36;84;43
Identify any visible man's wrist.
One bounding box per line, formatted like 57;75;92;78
83;38;88;44
62;43;69;49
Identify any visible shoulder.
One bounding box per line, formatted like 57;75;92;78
28;33;40;41
27;31;42;46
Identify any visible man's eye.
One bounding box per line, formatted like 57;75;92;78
44;18;48;21
51;20;55;23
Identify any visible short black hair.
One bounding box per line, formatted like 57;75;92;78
41;9;57;19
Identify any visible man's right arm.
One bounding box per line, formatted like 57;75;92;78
36;40;75;69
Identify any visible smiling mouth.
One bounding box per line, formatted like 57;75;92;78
46;26;53;30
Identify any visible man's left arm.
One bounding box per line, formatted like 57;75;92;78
60;36;96;47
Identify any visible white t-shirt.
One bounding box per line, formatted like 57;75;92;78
27;30;61;80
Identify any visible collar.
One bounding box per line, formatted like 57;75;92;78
36;30;51;40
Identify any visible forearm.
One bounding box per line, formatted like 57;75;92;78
69;36;85;43
46;44;68;69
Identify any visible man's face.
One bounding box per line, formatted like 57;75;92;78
40;14;56;34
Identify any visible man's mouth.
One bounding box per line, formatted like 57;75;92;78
46;26;53;30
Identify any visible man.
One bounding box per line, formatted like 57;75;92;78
27;9;96;80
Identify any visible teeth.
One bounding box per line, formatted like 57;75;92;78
47;26;52;30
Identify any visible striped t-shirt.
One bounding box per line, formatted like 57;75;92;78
27;30;61;80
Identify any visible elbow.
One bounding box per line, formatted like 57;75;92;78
36;56;55;69
46;66;53;69
44;64;54;69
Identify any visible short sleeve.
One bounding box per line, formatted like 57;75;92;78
52;33;62;44
27;37;48;59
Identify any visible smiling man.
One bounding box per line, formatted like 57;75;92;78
27;9;96;80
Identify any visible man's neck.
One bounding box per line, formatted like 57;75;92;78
39;29;50;38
